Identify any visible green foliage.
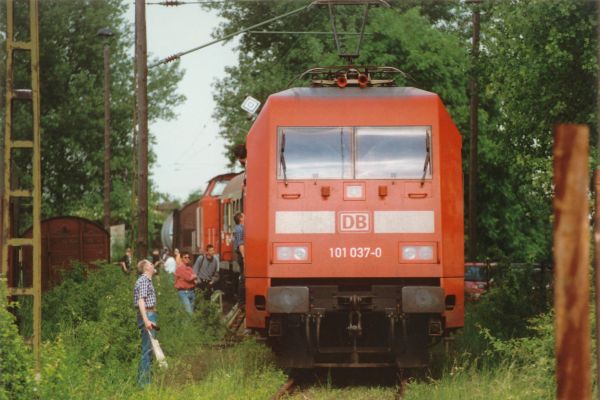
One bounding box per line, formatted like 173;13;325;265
204;3;468;165
404;361;554;400
468;263;551;340
37;337;69;400
474;0;597;261
0;0;184;228
41;262;130;338
481;312;554;376
0;278;34;400
29;263;259;398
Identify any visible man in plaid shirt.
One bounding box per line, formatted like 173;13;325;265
133;259;157;387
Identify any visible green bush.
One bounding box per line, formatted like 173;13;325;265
471;262;551;340
482;311;554;376
0;278;34;400
42;262;132;339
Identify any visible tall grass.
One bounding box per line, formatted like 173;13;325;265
3;262;576;399
24;263;285;399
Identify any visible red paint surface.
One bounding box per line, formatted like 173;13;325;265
244;88;464;329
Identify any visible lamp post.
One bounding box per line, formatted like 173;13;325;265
97;27;113;232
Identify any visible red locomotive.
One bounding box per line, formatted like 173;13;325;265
242;78;464;367
218;173;244;265
167;173;237;256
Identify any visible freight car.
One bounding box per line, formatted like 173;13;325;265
6;216;109;291
242;72;464;368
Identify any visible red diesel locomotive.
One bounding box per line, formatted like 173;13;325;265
243;84;464;368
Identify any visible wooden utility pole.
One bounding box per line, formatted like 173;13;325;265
468;0;481;261
98;28;113;233
595;3;600;398
553;124;591;400
135;0;149;259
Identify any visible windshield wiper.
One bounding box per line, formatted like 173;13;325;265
420;130;431;187
280;132;288;186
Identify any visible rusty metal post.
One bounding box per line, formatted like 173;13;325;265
135;0;149;259
553;124;591;400
595;2;600;397
467;0;481;261
595;171;600;400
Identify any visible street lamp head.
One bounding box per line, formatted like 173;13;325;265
96;27;113;38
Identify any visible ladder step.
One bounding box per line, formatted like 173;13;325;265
7;238;33;246
9;190;32;198
10;42;32;50
10;140;34;149
8;287;34;296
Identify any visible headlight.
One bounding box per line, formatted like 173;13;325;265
402;246;418;260
418;246;433;260
277;247;293;260
293;247;308;260
274;244;310;262
401;244;435;261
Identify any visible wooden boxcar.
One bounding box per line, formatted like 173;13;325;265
7;216;109;291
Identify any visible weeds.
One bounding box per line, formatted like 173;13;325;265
0;260;565;399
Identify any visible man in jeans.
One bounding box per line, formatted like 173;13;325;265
193;244;220;299
133;259;157;387
233;212;245;305
174;251;197;314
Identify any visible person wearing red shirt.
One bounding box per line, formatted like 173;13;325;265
174;251;197;314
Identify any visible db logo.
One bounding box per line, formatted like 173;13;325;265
339;212;370;232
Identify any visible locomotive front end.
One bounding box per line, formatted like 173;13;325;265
245;87;464;368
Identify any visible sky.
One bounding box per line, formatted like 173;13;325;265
130;3;240;202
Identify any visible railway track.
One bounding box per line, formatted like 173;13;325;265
395;369;407;400
269;368;409;399
271;377;296;400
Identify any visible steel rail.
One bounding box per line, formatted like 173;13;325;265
271;377;295;400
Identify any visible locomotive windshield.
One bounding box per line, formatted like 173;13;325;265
277;126;432;180
355;127;432;179
210;181;229;196
278;127;352;179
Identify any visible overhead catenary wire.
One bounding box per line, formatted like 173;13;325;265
150;1;315;67
147;0;269;5
247;30;371;35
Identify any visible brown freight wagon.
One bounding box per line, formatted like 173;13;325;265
6;216;109;291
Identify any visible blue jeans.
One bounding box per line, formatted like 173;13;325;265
178;289;195;315
137;311;157;387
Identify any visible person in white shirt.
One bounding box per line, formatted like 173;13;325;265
162;247;177;283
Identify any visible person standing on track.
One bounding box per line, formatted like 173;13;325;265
233;212;245;305
174;251;197;314
134;259;157;387
193;243;220;299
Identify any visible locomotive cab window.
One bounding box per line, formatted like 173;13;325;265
210;181;228;197
277;126;432;180
355;127;432;179
278;127;352;179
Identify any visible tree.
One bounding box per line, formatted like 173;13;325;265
204;2;468;164
474;0;597;262
0;0;185;226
